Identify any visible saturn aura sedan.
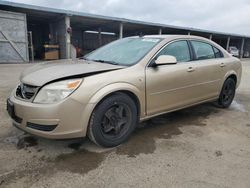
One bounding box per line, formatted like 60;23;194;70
7;35;242;147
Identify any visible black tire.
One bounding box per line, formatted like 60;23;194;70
87;92;138;147
216;78;236;108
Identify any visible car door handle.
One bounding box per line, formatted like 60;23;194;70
220;63;226;67
187;67;195;72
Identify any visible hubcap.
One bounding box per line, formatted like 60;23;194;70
101;103;131;138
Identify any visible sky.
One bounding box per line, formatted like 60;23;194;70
7;0;250;35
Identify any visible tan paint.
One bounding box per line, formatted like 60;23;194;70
8;35;242;139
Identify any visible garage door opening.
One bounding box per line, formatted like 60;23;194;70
27;21;50;61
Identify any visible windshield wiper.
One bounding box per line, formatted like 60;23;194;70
80;57;120;65
90;59;119;65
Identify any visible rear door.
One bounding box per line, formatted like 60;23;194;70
188;40;225;101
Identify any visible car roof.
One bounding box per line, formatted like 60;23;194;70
129;34;211;41
143;35;186;38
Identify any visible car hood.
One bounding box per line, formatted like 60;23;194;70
20;59;125;86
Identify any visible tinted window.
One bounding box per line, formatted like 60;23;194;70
213;47;223;58
157;41;191;62
191;41;215;60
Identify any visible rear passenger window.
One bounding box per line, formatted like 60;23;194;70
213;47;224;58
191;41;215;60
157;40;191;62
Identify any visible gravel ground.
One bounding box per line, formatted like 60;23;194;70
0;60;249;188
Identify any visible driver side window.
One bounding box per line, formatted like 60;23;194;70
156;40;191;62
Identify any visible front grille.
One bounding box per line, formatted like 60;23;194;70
16;83;38;100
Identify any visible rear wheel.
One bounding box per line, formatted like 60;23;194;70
216;78;236;108
87;92;138;147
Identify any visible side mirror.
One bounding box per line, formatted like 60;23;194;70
154;55;177;66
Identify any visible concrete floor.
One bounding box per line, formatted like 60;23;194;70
0;60;249;188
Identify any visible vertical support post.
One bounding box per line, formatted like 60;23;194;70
226;36;230;51
65;16;71;59
81;30;84;52
240;38;245;59
209;34;212;40
188;31;191;35
119;22;123;39
28;31;34;62
98;28;102;46
159;28;162;35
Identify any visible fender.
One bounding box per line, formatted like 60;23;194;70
78;82;144;137
223;70;237;82
88;82;145;116
222;58;242;89
223;70;238;87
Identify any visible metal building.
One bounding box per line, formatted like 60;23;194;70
0;0;249;63
0;10;28;62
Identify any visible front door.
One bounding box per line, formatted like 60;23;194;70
146;40;198;115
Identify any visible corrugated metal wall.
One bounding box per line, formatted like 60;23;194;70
0;10;29;63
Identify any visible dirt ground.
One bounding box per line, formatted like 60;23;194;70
0;60;249;188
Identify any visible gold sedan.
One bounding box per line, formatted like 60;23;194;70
7;35;242;147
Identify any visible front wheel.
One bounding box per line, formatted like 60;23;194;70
216;78;236;108
87;92;138;147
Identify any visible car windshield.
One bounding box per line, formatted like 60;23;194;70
83;37;162;66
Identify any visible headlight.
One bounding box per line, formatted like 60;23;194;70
33;79;82;104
